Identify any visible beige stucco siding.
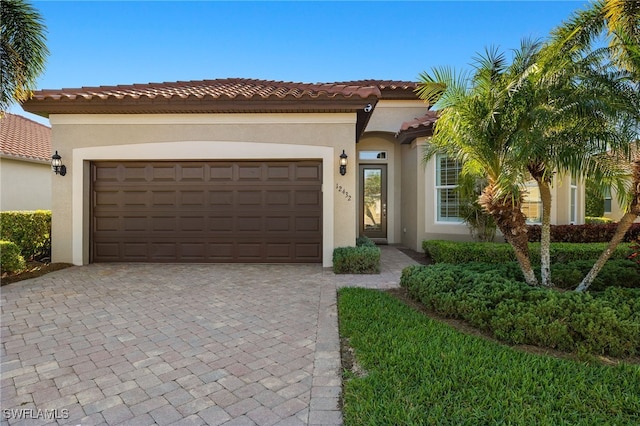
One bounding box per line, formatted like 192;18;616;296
400;141;421;251
0;157;52;211
50;113;357;267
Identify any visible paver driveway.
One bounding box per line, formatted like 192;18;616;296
1;247;417;425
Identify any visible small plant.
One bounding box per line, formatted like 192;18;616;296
356;235;376;247
0;210;51;260
333;245;380;274
1;240;26;273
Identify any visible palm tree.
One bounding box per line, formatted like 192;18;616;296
417;45;539;286
0;0;49;113
514;37;636;287
550;0;640;292
418;37;635;288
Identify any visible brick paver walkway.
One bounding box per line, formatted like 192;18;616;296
1;246;417;425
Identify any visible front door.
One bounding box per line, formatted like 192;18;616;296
359;164;387;241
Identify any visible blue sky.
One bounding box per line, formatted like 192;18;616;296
12;1;592;124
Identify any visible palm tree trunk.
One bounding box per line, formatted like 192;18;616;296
576;159;640;292
504;230;539;286
575;210;637;292
538;180;553;287
479;184;539;286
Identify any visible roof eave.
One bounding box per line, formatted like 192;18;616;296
395;126;434;145
22;96;379;117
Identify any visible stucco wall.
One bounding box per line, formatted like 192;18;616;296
0;157;52;211
49;113;357;267
400;142;420;251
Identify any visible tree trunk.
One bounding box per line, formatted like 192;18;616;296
537;179;553;287
479;183;539;286
575;211;638;292
576;159;640;292
504;229;539;286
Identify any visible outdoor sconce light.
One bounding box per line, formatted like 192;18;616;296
51;151;66;176
339;150;348;176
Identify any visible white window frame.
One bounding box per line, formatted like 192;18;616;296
604;187;612;214
570;177;577;224
434;154;463;223
522;181;542;224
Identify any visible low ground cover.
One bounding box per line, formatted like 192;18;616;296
338;288;640;425
401;263;640;357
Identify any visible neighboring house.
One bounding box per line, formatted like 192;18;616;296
22;78;585;266
0;113;52;211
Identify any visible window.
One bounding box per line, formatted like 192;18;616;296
522;181;542;224
359;151;387;160
604;187;612;214
570;177;577;224
435;154;462;222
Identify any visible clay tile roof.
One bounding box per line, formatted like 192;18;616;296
0;113;52;163
334;80;419;100
28;78;382;103
395;110;439;144
22;78;424;117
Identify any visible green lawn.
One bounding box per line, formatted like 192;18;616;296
338;288;640;425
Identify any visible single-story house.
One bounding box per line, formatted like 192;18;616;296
22;78;585;267
0;113;52;211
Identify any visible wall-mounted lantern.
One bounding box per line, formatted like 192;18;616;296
51;151;67;176
339;150;348;176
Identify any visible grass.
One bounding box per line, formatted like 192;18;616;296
338;287;640;425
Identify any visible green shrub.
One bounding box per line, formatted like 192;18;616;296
400;264;640;357
333;246;380;274
0;240;26;273
527;222;640;242
356;235;376;247
0;210;51;260
551;259;640;291
422;240;632;265
585;216;613;224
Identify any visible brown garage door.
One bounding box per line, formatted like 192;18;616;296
91;161;322;263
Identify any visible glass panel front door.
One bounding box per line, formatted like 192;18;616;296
359;165;387;240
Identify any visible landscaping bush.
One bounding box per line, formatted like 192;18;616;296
0;210;51;260
585;216;613;224
527;222;640;243
333;246;380;274
422;240;632;265
0;240;26;273
356;235;376;247
551;259;640;291
400;264;640;357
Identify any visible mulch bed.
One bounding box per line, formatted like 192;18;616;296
1;262;73;286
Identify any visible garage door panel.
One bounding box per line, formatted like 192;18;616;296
122;216;147;231
210;191;234;205
178;165;206;181
237;165;262;180
92;160;322;263
123;166;148;182
237;191;262;205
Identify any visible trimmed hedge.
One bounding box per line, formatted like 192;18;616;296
585;216;613;224
0;240;26;273
527;222;640;243
333;246;380;274
0;210;51;260
423;240;633;265
401;263;640;357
